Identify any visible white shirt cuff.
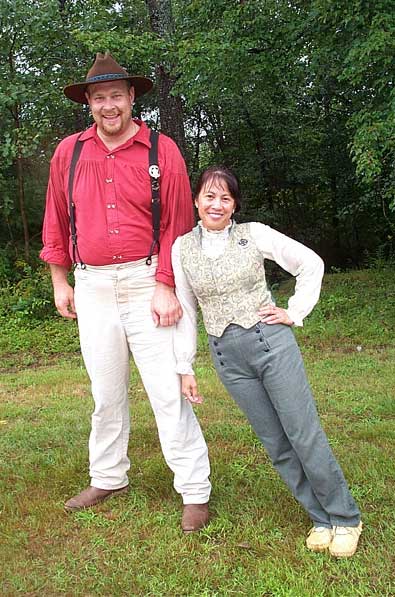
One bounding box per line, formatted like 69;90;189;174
175;362;195;375
286;309;303;327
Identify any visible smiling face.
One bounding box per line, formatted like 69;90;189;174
86;80;135;140
195;177;236;231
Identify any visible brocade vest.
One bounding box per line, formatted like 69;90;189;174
180;222;272;336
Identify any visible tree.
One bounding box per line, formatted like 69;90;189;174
313;1;395;190
0;0;93;259
145;0;188;157
1;0;394;271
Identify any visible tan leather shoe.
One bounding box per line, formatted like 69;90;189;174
64;485;128;512
306;526;333;552
329;521;363;557
181;503;209;533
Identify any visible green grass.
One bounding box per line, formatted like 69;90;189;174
1;267;395;596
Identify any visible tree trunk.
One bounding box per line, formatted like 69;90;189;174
243;108;272;211
14;104;30;260
7;39;30;259
191;108;202;175
145;0;188;161
206;109;226;154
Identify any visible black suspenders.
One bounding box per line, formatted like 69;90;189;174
146;130;161;265
68;135;85;267
68;129;161;268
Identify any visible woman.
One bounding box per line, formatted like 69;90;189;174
172;165;362;557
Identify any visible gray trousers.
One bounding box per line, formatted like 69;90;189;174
208;322;360;528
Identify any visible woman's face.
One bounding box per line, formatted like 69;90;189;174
195;179;236;231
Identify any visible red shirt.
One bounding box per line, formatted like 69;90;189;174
40;120;194;286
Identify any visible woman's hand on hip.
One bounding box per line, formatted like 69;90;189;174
258;305;294;326
181;375;204;404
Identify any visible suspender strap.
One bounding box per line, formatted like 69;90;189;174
68;135;86;268
68;129;161;268
146;129;161;266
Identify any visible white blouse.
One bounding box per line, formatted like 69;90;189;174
171;221;324;375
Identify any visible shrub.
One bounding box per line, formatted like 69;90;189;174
0;263;54;322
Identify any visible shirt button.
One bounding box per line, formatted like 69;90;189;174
114;229;119;234
107;204;111;209
109;230;114;234
112;204;116;208
105;178;113;183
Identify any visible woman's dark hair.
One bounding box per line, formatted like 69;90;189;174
194;166;242;213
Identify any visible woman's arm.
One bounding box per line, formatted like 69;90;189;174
171;237;199;375
172;237;204;404
251;223;325;326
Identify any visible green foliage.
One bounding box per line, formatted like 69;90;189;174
0;0;94;252
1;0;394;270
309;0;395;190
0;262;54;323
293;268;395;348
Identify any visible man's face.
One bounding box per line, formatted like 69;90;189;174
86;80;134;138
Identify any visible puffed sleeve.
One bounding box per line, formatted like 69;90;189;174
250;222;324;326
40;145;72;269
171;237;198;374
155;136;195;287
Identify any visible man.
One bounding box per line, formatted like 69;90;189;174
40;52;210;532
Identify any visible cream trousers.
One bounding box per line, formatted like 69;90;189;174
74;257;211;504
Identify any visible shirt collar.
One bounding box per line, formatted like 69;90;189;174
79;119;151;149
198;220;234;237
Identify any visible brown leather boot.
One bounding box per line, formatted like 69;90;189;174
64;485;128;512
181;503;209;533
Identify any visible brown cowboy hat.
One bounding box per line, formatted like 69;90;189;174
63;52;153;104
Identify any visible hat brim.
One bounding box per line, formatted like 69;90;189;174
64;75;153;104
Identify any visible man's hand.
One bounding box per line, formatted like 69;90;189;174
49;264;77;319
151;281;183;327
54;283;77;319
181;374;203;404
